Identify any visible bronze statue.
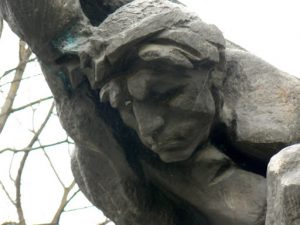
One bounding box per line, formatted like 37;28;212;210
1;0;300;224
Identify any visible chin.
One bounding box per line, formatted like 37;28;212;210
153;135;209;163
157;148;195;163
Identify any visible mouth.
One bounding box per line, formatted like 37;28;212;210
144;135;204;163
149;141;197;163
156;145;195;162
150;141;186;153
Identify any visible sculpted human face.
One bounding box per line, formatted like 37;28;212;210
100;62;216;162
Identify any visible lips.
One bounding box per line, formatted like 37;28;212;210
143;130;198;152
140;128;206;162
155;143;196;163
150;140;188;153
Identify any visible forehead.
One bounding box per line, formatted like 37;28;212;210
99;42;217;99
138;44;195;70
102;42;216;87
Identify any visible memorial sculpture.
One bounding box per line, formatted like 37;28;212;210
1;0;300;224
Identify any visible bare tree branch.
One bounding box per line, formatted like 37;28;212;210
8;100;77;225
0;20;105;225
9;153;16;184
0;73;42;89
0;28;105;225
0;139;67;154
26;102;55;147
66;137;75;145
15;102;54;225
0;58;37;80
0;96;53;118
63;205;94;213
12;96;53;113
15;151;27;225
40;141;66;188
0;180;16;206
50;181;76;225
63;188;81;210
0;40;32;134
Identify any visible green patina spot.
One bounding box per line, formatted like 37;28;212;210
51;23;79;52
57;71;72;92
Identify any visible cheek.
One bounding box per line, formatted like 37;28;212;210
119;108;138;130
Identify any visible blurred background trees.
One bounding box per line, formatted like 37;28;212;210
0;20;109;225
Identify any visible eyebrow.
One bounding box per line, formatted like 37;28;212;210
150;79;185;94
127;69;187;100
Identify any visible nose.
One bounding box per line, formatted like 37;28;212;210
140;115;165;137
132;101;165;138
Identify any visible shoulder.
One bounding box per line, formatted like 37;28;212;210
220;47;300;161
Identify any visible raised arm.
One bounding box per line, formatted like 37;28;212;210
0;1;177;224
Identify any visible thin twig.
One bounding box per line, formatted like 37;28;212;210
12;96;53;113
0;180;16;206
30;94;38;134
63;188;81;210
0;139;67;154
27;102;55;147
9;153;16;184
0;58;37;80
63;205;94;213
0;73;42;89
0;40;32;134
15;102;54;225
0;96;53;118
40;140;66;188
50;181;76;225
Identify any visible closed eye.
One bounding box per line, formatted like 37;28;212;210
148;86;184;103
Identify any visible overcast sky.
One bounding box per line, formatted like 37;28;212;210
0;0;300;224
183;0;300;77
